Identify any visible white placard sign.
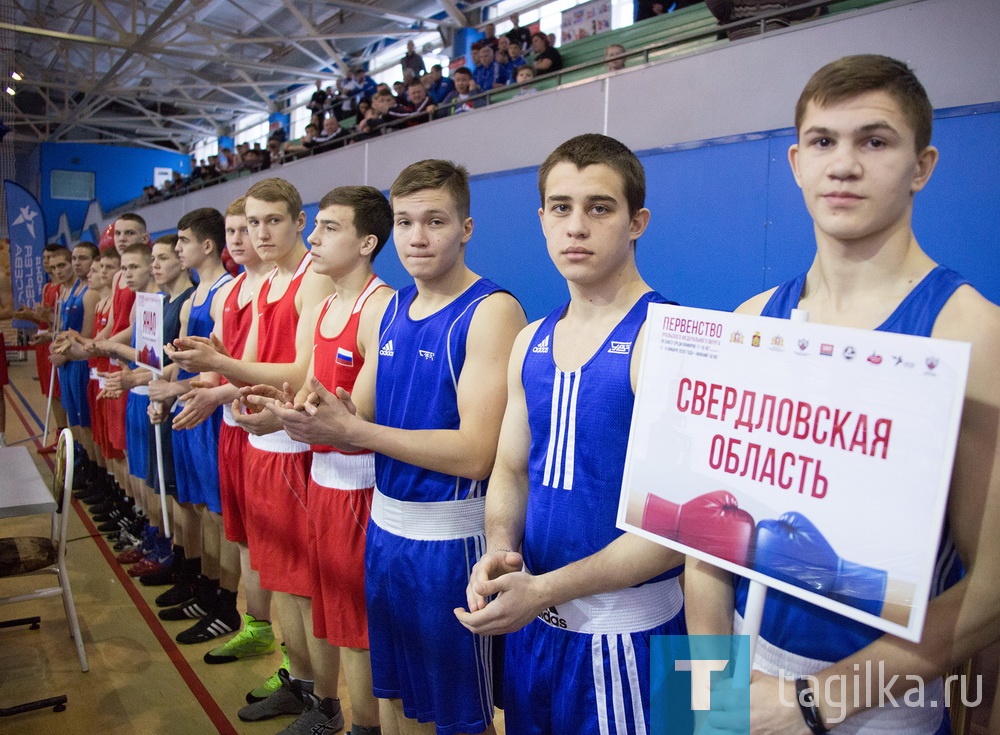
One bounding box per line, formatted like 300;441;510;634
618;304;970;642
561;0;612;44
135;292;164;374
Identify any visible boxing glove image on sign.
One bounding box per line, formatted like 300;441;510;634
618;304;970;643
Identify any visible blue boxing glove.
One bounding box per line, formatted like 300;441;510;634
752;512;887;616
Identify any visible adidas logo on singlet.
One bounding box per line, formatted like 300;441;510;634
608;341;632;355
539;605;567;629
532;335;550;354
379;340;394;357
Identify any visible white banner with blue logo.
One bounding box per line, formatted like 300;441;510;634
4;180;47;329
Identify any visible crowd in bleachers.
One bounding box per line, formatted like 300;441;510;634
129;2;836;208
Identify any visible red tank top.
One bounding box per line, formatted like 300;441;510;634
256;252;310;363
112;273;136;335
41;282;59;328
221;272;252;360
311;276;388;454
89;300;112;371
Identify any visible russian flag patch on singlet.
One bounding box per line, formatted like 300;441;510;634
336;347;354;366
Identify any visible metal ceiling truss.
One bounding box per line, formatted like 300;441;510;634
6;0;478;150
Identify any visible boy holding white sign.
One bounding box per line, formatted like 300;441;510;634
456;134;686;734
685;55;1000;732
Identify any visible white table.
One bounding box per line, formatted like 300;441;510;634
0;446;57;519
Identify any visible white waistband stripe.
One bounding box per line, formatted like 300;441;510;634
370;487;485;541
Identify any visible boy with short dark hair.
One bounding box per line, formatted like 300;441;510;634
457;134;685;734
685;54;1000;733
280;160;526;734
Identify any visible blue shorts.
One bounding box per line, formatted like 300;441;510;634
366;518;495;735
58;361;91;427
147;415;177;496
171;403;223;511
504;579;686;735
125;391;151;481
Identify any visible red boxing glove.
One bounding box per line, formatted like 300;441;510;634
642;490;755;566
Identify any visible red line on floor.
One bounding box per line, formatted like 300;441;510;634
5;374;240;735
73;507;240;735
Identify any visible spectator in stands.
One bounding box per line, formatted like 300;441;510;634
204;155;223;180
387;78;436;128
473;45;509;90
284;123;320;158
307;80;328;119
354;90;396;138
401;40;426;80
393;81;407;101
310;115;349;151
514;65;539;97
356;99;371;120
530;32;563;74
496;48;514;81
217;147;242;173
637;0;702;20
706;0;825;38
265;136;284;167
605;43;627;72
236;143;251;166
473;22;500;52
508;42;527;70
441;67;484;115
342;66;377;110
505;12;533;50
426;64;455;104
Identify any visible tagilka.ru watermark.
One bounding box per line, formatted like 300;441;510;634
780;662;983;725
650;635;982;734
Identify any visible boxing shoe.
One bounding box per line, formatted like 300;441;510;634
752;512;887;615
643;490;755;566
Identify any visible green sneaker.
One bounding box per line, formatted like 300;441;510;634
245;643;291;703
203;614;276;664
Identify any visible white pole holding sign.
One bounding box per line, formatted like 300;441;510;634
135;292;170;538
733;307;809;686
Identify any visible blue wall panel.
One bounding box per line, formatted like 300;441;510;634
41;142;189;238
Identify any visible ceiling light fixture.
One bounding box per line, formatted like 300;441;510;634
11;72;23;81
5;87;15;96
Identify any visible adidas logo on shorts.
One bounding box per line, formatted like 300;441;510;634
539;605;567;629
532;335;550;354
608;341;632;355
379;340;394;357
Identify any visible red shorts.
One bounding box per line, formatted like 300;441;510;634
244;432;312;597
218;411;249;543
36;344;58;397
308;451;375;648
104;391;127;453
88;376;123;460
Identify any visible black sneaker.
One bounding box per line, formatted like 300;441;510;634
158;597;213;621
175;610;239;644
154;580;197;608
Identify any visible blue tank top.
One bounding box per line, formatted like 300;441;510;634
61;279;87;332
521;292;682;583
374;278;509;503
736;265;968;661
178;274;232;380
163;286;196;368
